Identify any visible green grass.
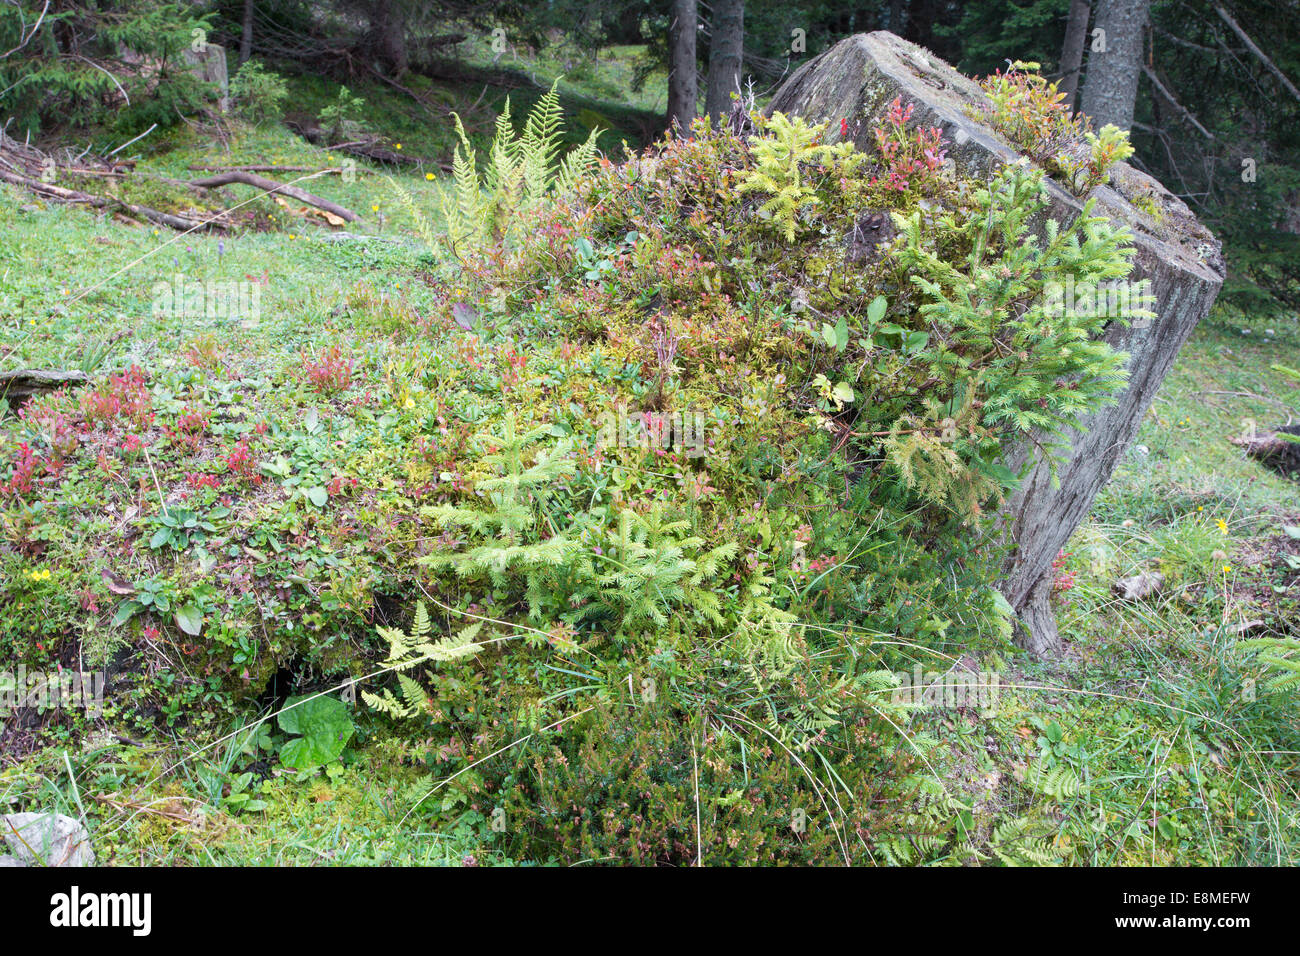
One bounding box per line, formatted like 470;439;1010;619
953;321;1300;865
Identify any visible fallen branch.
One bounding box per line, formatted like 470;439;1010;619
1230;425;1300;476
0;368;89;405
61;167;128;178
0;167;217;231
187;170;360;222
187;163;373;175
286;121;441;169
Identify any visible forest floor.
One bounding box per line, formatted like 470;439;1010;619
1;45;1298;865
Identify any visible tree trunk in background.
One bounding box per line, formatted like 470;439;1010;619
667;0;698;132
889;0;907;34
705;0;744;122
370;0;408;77
239;0;255;65
1079;0;1148;129
1058;0;1091;111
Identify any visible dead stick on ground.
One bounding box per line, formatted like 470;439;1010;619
0;167;216;231
187;170;360;222
187;163;374;175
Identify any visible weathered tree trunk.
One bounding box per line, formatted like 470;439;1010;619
369;0;408;77
183;42;229;112
239;0;255;65
1059;0;1091;111
768;32;1224;656
1079;0;1148;130
667;0;698;133
0;369;89;407
705;0;745;122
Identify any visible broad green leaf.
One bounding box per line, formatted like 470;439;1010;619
112;600;143;627
175;603;204;636
867;295;887;325
278;695;355;770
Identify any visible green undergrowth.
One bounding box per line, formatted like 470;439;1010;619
2;85;1298;865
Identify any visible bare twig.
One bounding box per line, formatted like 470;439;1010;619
107;123;157;158
1214;3;1300;103
0;0;49;61
1142;66;1215;140
70;55;131;105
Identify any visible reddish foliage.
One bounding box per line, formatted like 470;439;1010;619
872;97;947;193
79;365;153;427
301;345;355;394
186;472;221;491
164;407;210;452
224;440;261;484
1051;549;1076;592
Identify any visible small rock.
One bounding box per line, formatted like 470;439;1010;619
1113;570;1164;601
2;812;95;867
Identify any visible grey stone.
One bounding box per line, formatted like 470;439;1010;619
769;32;1224;655
2;812;95;867
1113;570;1165;601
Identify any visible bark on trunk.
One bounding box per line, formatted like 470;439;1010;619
705;0;744;122
239;0;255;65
1079;0;1149;130
1059;0;1091;111
667;0;698;133
370;0;408;77
768;31;1224;657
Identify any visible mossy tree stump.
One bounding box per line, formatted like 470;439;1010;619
770;32;1225;656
